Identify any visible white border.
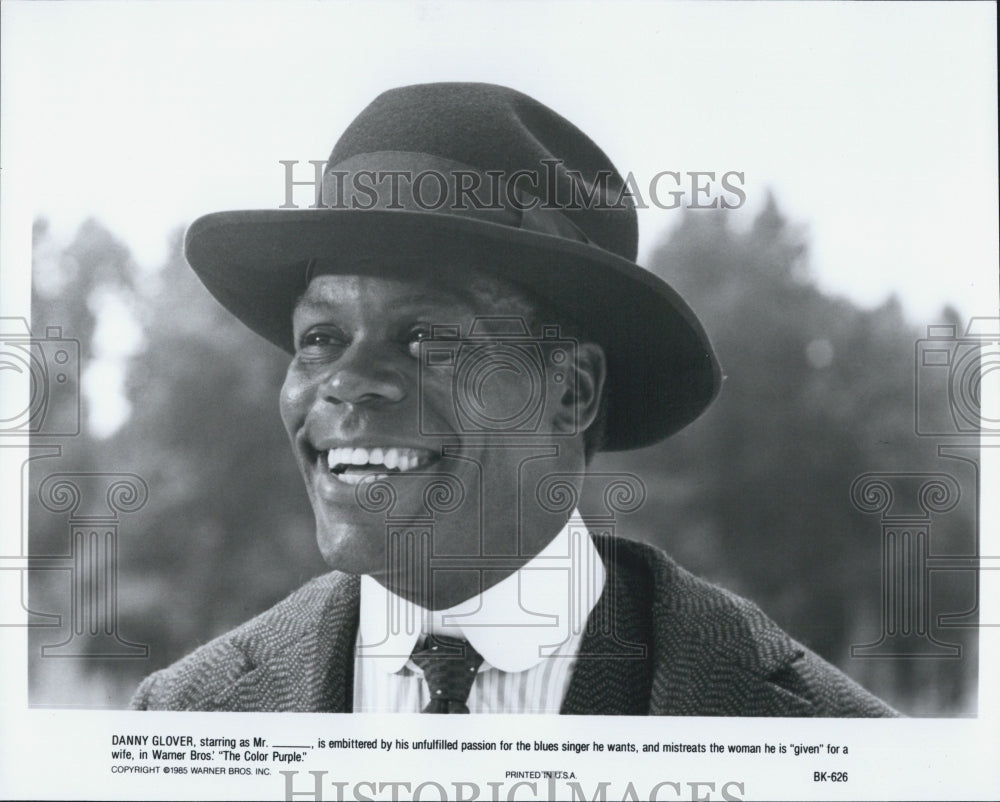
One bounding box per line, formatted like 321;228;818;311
2;3;997;800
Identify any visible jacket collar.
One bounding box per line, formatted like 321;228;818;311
202;534;810;715
212;571;360;712
562;534;812;716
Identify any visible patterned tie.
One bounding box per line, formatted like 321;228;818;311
410;635;484;713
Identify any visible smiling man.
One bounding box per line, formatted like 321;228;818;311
131;83;896;716
280;272;605;613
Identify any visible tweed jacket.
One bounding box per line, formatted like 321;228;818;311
131;535;897;716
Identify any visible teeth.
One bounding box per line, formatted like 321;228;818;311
326;448;346;470
335;472;383;486
323;446;435;480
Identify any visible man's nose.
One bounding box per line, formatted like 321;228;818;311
320;343;407;406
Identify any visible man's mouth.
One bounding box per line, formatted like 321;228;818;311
320;446;439;485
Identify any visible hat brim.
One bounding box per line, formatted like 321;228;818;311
185;209;721;451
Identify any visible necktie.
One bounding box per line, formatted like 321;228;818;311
410;635;484;713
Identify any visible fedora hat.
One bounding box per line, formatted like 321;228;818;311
185;82;721;451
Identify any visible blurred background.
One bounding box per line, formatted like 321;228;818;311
5;2;995;718
26;196;982;715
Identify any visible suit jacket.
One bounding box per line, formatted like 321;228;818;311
131;535;897;716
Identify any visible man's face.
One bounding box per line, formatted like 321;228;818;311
279;273;599;608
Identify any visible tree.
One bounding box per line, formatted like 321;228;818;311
588;197;976;714
29;206;978;713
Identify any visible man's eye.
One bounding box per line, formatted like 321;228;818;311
298;328;346;352
406;326;432;358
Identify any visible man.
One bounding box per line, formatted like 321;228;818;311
131;82;895;716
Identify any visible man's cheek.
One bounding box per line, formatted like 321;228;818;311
419;375;461;431
279;373;307;431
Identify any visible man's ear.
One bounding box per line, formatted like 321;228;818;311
553;342;606;435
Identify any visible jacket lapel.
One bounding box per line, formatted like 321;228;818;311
563;533;814;716
211;572;361;712
642;543;815;716
561;535;653;714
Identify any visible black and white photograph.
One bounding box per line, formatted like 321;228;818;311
1;2;997;800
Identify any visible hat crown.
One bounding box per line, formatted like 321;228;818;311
327;82;638;261
184;82;721;450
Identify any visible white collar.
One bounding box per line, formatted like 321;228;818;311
357;510;606;673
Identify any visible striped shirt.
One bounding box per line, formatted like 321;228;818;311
352;511;606;713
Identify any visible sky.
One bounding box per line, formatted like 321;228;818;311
2;1;997;329
1;8;1000;794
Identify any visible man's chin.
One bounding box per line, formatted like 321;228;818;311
315;521;387;577
314;520;453;604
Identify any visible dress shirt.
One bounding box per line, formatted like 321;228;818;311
352;510;606;713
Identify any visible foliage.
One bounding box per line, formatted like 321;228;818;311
589;196;976;714
28;200;978;713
